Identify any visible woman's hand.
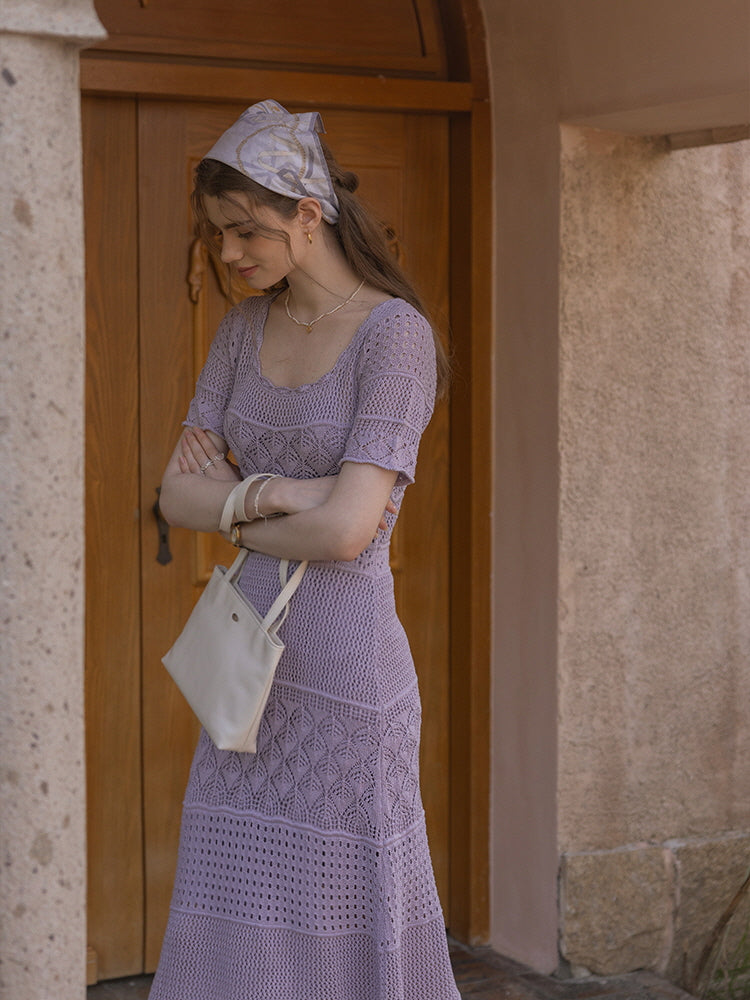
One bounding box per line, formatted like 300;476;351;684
180;427;241;483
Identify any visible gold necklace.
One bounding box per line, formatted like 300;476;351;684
284;279;365;334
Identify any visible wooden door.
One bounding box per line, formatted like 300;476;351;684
84;95;450;981
84;96;143;981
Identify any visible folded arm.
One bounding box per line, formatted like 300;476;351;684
159;428;243;531
159;427;397;562
234;461;398;563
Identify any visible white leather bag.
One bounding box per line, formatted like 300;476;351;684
162;475;308;753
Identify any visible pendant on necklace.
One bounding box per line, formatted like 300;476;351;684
284;279;365;335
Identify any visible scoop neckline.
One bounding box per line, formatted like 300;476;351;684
250;293;397;394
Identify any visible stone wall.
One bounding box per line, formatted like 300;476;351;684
560;833;750;980
0;3;104;998
558;124;750;982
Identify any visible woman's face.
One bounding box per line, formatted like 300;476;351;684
203;192;300;288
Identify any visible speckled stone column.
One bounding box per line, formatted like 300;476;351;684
0;4;104;998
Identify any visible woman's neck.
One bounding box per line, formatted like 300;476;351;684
285;240;362;317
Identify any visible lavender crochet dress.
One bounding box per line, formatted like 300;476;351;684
149;294;459;1000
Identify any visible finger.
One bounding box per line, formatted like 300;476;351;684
182;437;198;472
181;436;204;473
184;428;210;461
184;431;212;469
194;427;224;463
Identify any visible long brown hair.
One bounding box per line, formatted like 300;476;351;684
191;146;450;395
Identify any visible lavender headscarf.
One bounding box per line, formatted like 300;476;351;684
203;99;340;224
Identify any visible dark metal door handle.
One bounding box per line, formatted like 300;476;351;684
153;487;172;565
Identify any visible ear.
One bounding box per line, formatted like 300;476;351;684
296;197;323;234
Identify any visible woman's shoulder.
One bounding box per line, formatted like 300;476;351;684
366;295;427;321
356;297;436;379
211;292;273;350
364;296;433;339
359;296;432;342
234;291;275;324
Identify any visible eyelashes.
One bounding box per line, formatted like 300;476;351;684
210;228;254;242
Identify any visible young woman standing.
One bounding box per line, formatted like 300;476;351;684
152;99;458;1000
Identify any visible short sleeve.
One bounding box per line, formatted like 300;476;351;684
184;298;260;436
342;304;437;487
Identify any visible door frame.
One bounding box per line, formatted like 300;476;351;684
80;38;492;945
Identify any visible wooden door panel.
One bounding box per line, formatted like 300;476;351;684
83;95;144;981
400;113;451;889
137;103;204;971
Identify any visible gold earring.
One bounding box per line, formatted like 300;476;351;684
307;231;313;245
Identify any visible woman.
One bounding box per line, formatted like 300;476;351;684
152;99;458;1000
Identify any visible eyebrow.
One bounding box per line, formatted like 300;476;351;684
212;219;253;231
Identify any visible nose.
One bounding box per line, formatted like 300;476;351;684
220;231;243;264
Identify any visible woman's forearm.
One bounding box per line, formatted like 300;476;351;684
236;503;373;563
235;464;398;563
159;472;242;531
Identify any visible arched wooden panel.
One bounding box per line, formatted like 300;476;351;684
91;0;446;77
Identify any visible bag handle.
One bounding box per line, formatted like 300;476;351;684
219;473;272;535
224;551;307;632
220;475;309;631
225;546;250;583
264;559;308;633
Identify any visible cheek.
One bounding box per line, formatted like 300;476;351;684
251;235;280;257
269;241;295;268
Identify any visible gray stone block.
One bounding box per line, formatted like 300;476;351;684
560;846;674;975
666;833;750;987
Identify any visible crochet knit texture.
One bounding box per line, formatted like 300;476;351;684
149;295;459;1000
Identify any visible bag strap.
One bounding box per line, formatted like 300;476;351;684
225;546;250;583
219;473;271;534
219;474;308;632
263;560;309;633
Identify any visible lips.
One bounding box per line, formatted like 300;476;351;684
238;265;258;279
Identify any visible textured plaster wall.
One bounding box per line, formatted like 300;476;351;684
0;3;105;997
558;124;750;978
